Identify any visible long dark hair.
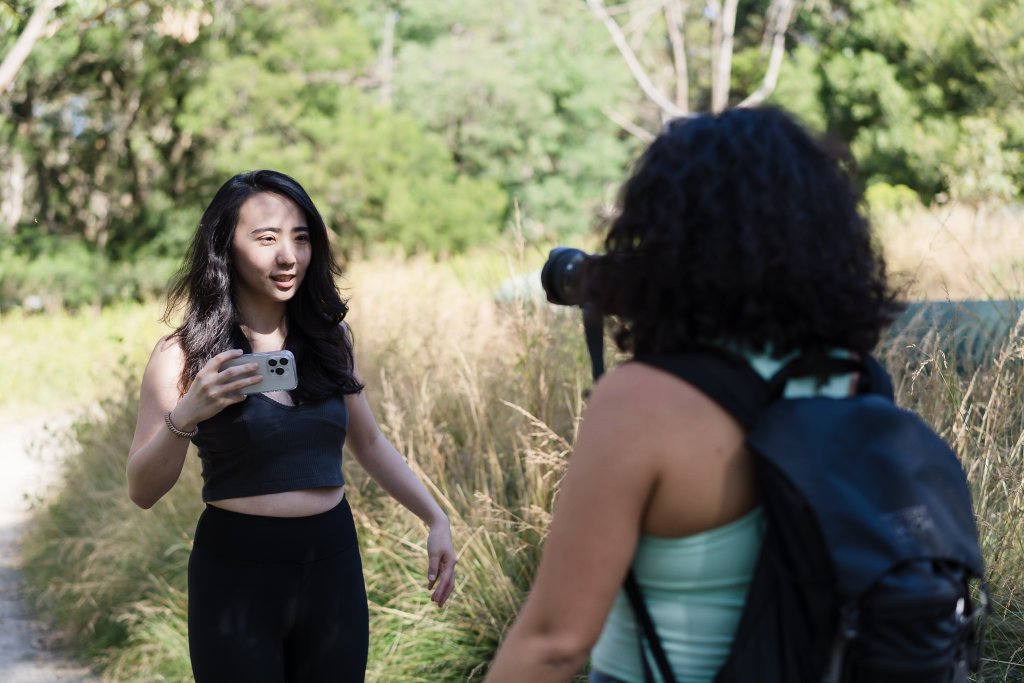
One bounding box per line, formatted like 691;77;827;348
585;106;904;360
165;169;362;402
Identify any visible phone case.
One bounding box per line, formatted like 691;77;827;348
222;350;298;394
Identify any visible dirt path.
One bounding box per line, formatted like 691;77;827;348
0;413;98;682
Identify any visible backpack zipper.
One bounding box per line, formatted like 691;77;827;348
822;602;859;683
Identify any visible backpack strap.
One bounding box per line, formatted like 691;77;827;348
626;347;770;683
624;569;677;683
632;347;772;430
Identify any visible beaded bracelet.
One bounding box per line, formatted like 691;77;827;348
164;411;198;439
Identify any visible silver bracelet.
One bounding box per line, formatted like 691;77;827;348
164;411;198;439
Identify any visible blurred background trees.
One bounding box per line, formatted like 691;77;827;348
1;0;1021;309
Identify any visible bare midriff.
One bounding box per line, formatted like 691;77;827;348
208;485;346;518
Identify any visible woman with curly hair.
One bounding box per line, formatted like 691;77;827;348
126;170;456;682
484;107;903;683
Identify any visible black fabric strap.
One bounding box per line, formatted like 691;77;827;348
583;304;606;381
632;347;771;430
624;569;677;683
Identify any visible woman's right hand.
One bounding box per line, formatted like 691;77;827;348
169;349;262;431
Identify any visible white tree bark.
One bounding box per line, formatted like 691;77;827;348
585;0;687;118
664;0;690;110
0;0;65;93
589;0;801;122
0;152;26;232
738;0;798;108
378;10;398;107
710;0;739;113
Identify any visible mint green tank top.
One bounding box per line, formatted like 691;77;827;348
589;350;854;683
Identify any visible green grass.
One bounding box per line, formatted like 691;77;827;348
13;256;1024;682
0;302;168;420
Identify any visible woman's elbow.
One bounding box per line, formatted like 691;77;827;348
520;617;600;672
126;461;161;509
541;633;593;672
127;482;158;509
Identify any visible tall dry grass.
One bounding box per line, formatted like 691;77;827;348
19;246;598;682
880;312;1024;681
17;215;1024;681
878;203;1024;301
340;254;594;681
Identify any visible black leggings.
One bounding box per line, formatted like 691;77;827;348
188;498;368;683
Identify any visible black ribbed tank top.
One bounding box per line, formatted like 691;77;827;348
192;394;348;502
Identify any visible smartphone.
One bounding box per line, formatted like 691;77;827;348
221;350;298;395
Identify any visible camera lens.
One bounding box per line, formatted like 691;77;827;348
269;358;278;367
540;247;590;306
275;367;285;375
279;357;289;365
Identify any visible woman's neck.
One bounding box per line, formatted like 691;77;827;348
236;303;289;351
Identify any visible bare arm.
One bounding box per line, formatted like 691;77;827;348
126;338;260;509
483;367;660;681
484;363;745;682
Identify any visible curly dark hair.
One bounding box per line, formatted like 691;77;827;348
584;106;904;360
165;169;363;402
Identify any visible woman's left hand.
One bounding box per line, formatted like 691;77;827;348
426;519;456;607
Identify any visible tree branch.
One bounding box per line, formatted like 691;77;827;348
377;10;398;107
738;0;798;108
601;106;656;142
585;0;686;118
711;0;738;112
664;0;690;111
0;0;65;92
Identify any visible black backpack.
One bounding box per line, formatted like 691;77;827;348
623;349;990;683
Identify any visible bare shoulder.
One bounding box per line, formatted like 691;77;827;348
586;361;734;426
141;334;186;395
148;334;184;368
579;361;745;466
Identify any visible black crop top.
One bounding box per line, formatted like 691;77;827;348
191;394;348;502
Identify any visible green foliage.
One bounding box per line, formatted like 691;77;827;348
763;44;827;131
864;182;924;233
172;0;508;255
812;0;1021;198
386;0;638;240
0;239;177;311
0;302;167;417
2;0;1023;307
943;116;1022;206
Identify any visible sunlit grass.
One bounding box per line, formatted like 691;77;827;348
879;203;1024;301
13;226;1024;681
878;318;1024;681
0;302;168;421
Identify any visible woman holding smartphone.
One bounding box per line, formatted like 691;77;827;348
126;169;456;682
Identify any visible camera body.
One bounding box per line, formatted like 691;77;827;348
541;247;605;380
540;247;592;307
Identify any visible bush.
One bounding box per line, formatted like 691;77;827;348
864;182;924;233
0;239;177;313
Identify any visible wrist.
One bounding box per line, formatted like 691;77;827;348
166;407;198;438
426;510;450;530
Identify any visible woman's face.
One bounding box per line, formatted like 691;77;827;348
231;192;312;308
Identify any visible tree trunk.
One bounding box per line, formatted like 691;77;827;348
0;152;27;232
0;0;64;92
710;0;739;112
